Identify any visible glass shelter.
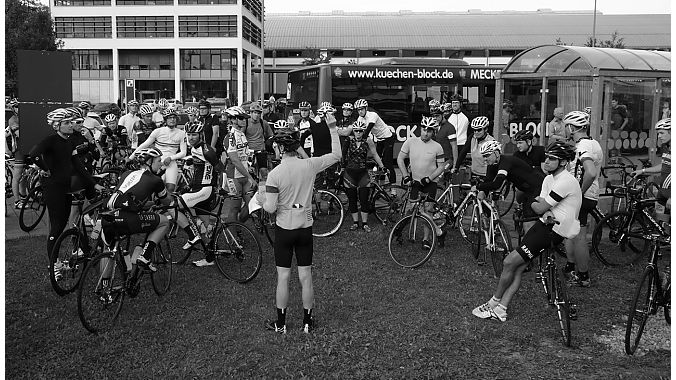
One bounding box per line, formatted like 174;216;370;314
494;45;670;167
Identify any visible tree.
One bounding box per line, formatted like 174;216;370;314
301;47;331;66
585;31;625;48
5;0;62;96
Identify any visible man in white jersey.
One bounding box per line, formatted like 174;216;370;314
223;106;257;223
447;94;470;153
129;108;187;193
352;99;396;184
472;141;581;322
260;113;341;335
563;111;603;287
118;100;140;147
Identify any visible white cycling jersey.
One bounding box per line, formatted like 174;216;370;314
131;126;187;161
358;111;393;140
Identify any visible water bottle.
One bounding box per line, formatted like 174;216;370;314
196;219;207;235
206;223;215;239
90;219;102;240
123;249;132;273
225;177;237;196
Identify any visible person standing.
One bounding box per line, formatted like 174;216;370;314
197;99;220;152
7;98;27;209
244;101;274;174
447;95;469;153
261;113;342;334
432;106;458;170
118;100;140;147
336;102;357;148
610;97;629;132
354;99;396;185
547;107;568;143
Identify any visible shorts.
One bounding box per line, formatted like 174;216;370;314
181;186;215;214
579;198;598;227
343;168;369;189
410;181;437;202
223;176;251;197
274;225;313;268
515;220;564;262
102;210;161;238
162;159;179;185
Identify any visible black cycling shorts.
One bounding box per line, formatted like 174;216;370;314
515;220;564;262
579;198;598;227
410;181;437;202
274;225;313;268
103;210;161;237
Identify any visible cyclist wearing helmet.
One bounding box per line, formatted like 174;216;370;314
632;118;671;211
431;106;458;171
336;102;357;144
262;99;281;123
197;99;221;153
153;98;168;126
132;104;157;148
351;99;396;184
185;106;199;125
119;99;140;146
245;101;274;173
102;147;173;272
297;101;317;156
513;129;546;173
271;120;308;161
100;113;118;148
447;94;470;153
397;116;448;249
342;120;386;232
562;110;603;287
473;140;581;322
259;111;342;335
453;116;496;179
78;101;100;131
130;107;187;193
223;106;257;222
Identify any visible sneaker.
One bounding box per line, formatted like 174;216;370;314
14;200;24;209
182;236;202;250
567;272;591;288
363;224;371;233
53;261;64;281
422;240;432;250
472;302;507;322
265;319;287;334
349;223;359;231
192;258;215;267
71;247;85;258
136;256;157;272
302;319;315;334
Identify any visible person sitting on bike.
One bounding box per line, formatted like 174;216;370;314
397;116;448;249
631;118;671;212
129;107;187;194
473;141;581;322
342;120;386;232
258;112;341;334
452;116;496;181
102;147;173;272
118;99;140;148
133;104;157;148
513;129;545;174
564;110;603;288
100;113;118;149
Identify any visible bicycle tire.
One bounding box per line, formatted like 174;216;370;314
490;220;513;279
458;200;481;249
214;222;262;283
150;237;172;296
554;268;572;347
497;184;515;217
170;227;192;264
371;185;405;225
19;186;46;232
380;184;409;224
472;205;484;262
664;281;671;325
312;189;344;237
388;214;436;268
625;267;656;354
262;211;276;247
592;211;650;266
77;252;126;334
50;228;96;296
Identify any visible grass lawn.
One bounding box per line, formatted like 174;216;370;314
5;220;670;379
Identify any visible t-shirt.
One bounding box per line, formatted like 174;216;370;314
540;170;582;239
479;155;545;195
359;111;393;140
118;113;140;145
547;119;567;142
133;126;187;161
226;128;251;179
570;137;604;200
448;112;469;146
435;119;457;162
399;136;444;181
244;119;272;151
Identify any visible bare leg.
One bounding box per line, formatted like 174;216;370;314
276;266;291;309
298;266;314;310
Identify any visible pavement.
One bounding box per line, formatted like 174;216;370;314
4;196;49;240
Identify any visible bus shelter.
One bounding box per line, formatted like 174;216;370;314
493;45;671;166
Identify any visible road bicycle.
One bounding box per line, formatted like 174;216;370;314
625;233;671;355
311;187;344;237
475;192;513;278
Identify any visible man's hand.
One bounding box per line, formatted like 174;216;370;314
162;157;172;166
470;185;477;192
324;113;337;128
421;177;432;186
477;191;485;200
402;175;412;185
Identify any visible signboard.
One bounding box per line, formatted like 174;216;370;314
508;117;554;138
124;79;136;106
334;66;462;80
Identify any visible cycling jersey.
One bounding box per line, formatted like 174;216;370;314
660;143;671;189
435;119;457;162
301;119;332;157
29;134;76;186
107;168;167;212
399;136;444;181
359;111;393;140
570;137;604;200
540;169;582;239
225;128;252;179
133;126;187;161
118;113;140;147
513;145;546;170
189;142;220;190
298;118;316;152
455;134;495;176
448;112;469;146
343;138;369;170
478;155;545;195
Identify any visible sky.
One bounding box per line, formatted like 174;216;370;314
264;0;671;14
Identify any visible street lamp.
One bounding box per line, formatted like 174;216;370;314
592;0;597;47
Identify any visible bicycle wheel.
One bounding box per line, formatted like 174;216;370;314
19;186;46;232
664;281;671;325
388;214;436;268
459;201;481;250
151;237;172;296
497;184;515;217
379;184;409;223
77;252;126;334
50;228;97;296
214;222;262;283
170;226;192;264
592;211;650;266
490;220;513;279
312;189;344;237
554;268;572;347
625;267;656;354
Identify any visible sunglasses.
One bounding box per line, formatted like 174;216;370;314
545;154;561;160
353;130;364;133
236;116;247;120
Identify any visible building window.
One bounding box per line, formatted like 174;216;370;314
116;0;172;4
242;16;261;48
181;49;236;70
178;16;236;37
243;0;262;21
178;0;235;4
55;0;110;5
117;16;173;38
275;50;302;58
55;17;112;38
414;50;429;57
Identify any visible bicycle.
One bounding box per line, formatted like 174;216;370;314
475;191;514;278
311;187;344;237
625;233;671;355
170;190;263;283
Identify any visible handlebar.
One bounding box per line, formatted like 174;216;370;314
513;215;560;225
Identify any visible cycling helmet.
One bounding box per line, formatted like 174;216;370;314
47;108;72;125
162;106;178;117
441;103;453;113
342;102;354;110
502;99;514;108
136;147;162;162
249;101;263;112
354;99;368;109
470;116;490;130
127;100;139;107
514;129;534;142
298;101;311;110
184;121;204;134
563;110;590;129
273;120;289;130
198;99;211;108
227;106;250;118
352;120;367;131
479;140;502;156
185;106;198;116
420;116;439;130
139;104;154;116
320;101;333;109
158;98;168;109
429;106;442;116
272;128;300;150
450;94;462;103
104;114;117;123
317;105;335;116
428;99;441;108
66;107;85;121
655;118;671;130
78;101;92;109
8;98;19;108
584;106;592;114
545;140;576;161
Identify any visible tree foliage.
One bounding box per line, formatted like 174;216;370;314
301;47;331;66
5;0;62;96
585;31;625;48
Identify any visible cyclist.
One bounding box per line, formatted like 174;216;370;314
453;116;496;182
197;99;221;152
78;101;100;131
262;99;281;123
447;94;470;153
397;116;448;249
562;110;603;288
245;101;274;174
513;129;546;173
153;98;167;126
118;100;140;146
7;98;27;209
354;99;396;185
223;106;257;223
337;102;356;148
632;118;671;212
100;113;118;149
303;104;337;187
132;104;157;148
130;107;187;194
260;112;342;334
296;101;317;157
271;120;308;161
431;105;458;186
472;141;581;322
185;106;199;126
102;147;173;272
342;120;386;232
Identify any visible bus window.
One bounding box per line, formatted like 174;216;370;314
288;69;320;106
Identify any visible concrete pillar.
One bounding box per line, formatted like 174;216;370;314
174;47;181;102
237;46;244;104
112;48;120;104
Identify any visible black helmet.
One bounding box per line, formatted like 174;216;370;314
272;128;300;151
545;141;576;161
184;121;204;133
514;129;534;142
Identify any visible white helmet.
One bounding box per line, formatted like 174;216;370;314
479;140;502;156
563;111;590;129
354;99;368;109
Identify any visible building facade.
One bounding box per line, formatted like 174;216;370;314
50;0;263;105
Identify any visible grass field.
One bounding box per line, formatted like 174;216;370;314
5;220;671;379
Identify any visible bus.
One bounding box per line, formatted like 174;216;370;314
286;58;501;146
